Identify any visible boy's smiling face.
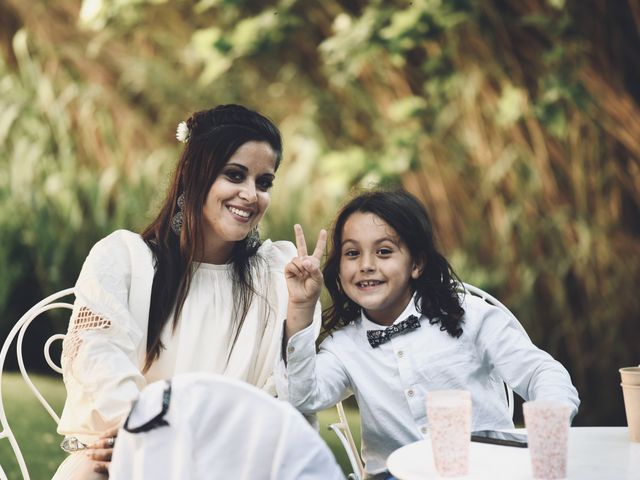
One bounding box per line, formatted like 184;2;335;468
338;212;421;326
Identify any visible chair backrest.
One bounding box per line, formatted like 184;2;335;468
330;282;520;480
327;401;363;480
0;288;73;480
109;373;344;480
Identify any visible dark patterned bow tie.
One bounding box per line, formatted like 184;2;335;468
366;315;421;348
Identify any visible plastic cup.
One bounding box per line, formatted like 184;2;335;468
426;390;471;477
523;401;571;479
619;367;640;387
621;383;640;442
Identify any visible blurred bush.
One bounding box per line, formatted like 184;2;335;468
0;0;638;425
0;27;174;364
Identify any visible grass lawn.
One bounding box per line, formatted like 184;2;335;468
0;373;67;479
0;373;360;478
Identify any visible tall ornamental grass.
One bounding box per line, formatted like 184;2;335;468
0;0;637;425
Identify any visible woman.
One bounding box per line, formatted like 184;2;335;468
53;104;320;478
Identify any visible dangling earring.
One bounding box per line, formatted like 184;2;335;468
171;193;185;235
246;226;260;249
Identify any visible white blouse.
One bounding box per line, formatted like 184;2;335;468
57;230;319;444
146;261;283;388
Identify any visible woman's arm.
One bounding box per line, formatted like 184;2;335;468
58;231;148;442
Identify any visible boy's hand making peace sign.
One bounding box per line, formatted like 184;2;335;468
284;224;327;337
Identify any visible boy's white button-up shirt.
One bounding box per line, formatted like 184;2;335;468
275;294;580;478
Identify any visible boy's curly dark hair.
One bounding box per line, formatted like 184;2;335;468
322;189;465;337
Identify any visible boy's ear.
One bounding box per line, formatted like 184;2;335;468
411;258;424;279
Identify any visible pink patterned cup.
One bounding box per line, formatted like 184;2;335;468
426;390;471;477
523;401;572;479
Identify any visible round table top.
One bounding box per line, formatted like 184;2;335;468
387;427;639;480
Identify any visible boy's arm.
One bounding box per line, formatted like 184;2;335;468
283;224;326;342
275;324;351;413
277;224;350;411
476;304;580;420
286;304;317;341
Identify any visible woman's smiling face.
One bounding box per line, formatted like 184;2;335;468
201;141;276;260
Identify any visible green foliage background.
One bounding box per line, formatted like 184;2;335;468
1;0;638;433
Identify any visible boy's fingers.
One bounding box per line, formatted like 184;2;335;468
302;259;324;282
301;258;318;272
294;224;308;257
312;229;327;261
286;258;305;277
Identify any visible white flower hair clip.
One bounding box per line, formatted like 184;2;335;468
176;121;190;143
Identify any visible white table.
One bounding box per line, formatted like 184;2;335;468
387;427;639;479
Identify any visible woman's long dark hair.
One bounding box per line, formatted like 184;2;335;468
141;104;282;372
322;189;465;337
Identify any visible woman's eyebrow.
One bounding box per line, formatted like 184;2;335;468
224;163;275;177
223;163;248;171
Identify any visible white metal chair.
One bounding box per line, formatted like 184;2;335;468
0;288;73;480
328;282;520;480
327;401;363;480
110;373;344;480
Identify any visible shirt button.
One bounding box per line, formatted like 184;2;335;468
407;389;415;398
420;426;428;435
397;350;404;358
287;346;295;354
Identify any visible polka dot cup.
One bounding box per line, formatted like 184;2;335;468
426;390;471;477
523;401;571;479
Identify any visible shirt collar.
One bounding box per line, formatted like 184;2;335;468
359;292;421;330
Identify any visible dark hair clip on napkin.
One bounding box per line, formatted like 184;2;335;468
123;380;172;433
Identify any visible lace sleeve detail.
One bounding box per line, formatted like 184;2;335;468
62;306;112;364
